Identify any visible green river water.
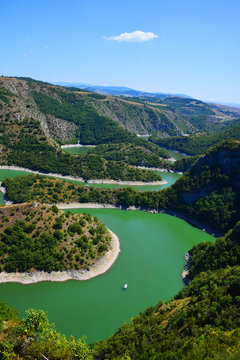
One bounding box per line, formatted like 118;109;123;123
0;208;214;343
167;149;186;160
0;168;214;343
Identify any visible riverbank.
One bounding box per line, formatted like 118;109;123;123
0;186;6;195
58;203;121;210
160;147;190;157
0;166;167;186
0;165;85;182
136;166;182;175
61;144;96;148
181;252;190;285
87;178;167;185
0;228;120;284
57;203;158;213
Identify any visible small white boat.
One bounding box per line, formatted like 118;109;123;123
123;284;128;290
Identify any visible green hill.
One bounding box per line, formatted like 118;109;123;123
0;203;111;273
0;76;193;143
2;76;238;144
150;123;240;155
87;142;171;169
188;220;240;281
0;77;165;182
160;140;240;233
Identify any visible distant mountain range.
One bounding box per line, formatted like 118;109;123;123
55;82;192;99
55;82;240;108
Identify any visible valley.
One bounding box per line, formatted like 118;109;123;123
2;0;240;356
0;76;240;359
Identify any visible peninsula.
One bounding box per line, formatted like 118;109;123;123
0;203;120;284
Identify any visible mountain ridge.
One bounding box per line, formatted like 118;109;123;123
55;81;192;99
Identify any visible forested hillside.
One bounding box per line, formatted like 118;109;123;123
161;140;240;232
88;142;172;169
0;203;111;273
2;76;238;143
150;123;240;155
4;140;240;234
188;220;240;280
0;77;166;182
0;76;193;141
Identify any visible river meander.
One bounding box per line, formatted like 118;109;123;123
0;169;182;199
0;168;214;343
0;208;215;343
62;146;186;161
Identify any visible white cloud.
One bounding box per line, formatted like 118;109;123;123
103;30;158;42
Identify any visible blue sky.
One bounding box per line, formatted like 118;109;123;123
1;0;240;103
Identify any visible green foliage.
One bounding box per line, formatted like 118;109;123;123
4;134;162;182
68;222;83;235
188;220;240;280
88;142;171;169
14;76;52;86
0;89;14;106
172;155;200;172
0;308;93;359
161;141;240;232
3;174;162;211
0;83;164;182
159;96;233;132
150;123;240;156
51;204;59;213
0;204;111;273
0;301;18;330
32;90;137;145
87;93;106;99
0;220;58;272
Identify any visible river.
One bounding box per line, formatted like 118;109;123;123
0;169;182;200
0;167;214;343
0;208;214;343
62;146;94;155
